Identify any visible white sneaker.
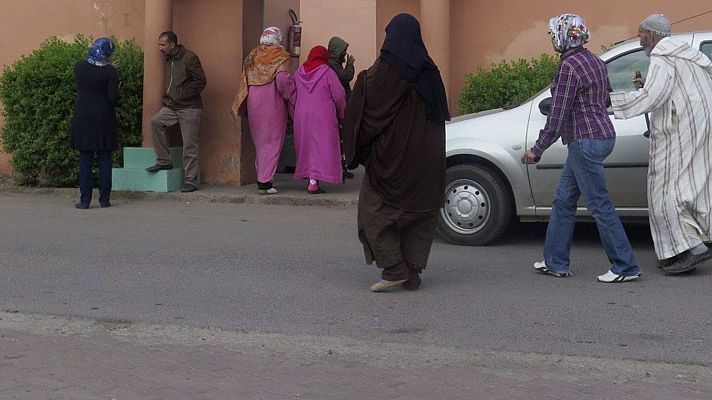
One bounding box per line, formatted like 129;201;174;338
259;187;278;195
533;261;572;277
597;270;640;283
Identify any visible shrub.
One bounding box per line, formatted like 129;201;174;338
457;54;559;115
0;35;143;186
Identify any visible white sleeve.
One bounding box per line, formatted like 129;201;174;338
610;55;675;119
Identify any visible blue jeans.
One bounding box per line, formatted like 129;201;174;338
543;139;640;276
78;150;112;206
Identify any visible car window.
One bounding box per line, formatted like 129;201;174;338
701;42;712;60
606;49;650;91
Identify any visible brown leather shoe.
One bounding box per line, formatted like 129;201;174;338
145;163;173;173
180;182;198;192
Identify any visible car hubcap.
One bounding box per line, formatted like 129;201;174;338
441;179;490;235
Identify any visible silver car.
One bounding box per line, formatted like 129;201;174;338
439;32;712;246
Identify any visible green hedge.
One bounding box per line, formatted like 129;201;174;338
457;54;558;115
0;35;143;186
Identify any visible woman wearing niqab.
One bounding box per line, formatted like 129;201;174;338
342;13;449;292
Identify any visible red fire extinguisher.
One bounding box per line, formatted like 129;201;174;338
288;9;302;58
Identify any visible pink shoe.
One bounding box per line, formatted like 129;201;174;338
307;182;326;194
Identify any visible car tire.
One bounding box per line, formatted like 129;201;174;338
437;164;513;246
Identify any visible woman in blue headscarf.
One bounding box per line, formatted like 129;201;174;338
70;37;119;209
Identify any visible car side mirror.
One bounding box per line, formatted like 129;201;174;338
539;97;552;116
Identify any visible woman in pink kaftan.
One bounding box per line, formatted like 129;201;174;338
233;27;296;194
293;46;347;194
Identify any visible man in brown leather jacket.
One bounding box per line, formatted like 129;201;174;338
146;31;207;192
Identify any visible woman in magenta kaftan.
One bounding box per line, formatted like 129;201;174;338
293;46;346;194
234;27;296;194
247;73;295;189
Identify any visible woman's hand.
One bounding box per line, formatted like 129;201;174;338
521;150;540;164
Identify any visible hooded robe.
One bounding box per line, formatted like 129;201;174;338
611;37;712;259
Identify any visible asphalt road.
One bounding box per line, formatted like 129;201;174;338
1;192;710;367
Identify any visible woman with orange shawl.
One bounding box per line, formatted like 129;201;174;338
233;27;296;194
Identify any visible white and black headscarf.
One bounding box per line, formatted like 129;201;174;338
259;26;284;46
548;14;590;53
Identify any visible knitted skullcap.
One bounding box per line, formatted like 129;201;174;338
640;14;671;37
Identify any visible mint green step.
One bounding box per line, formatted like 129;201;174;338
112;147;185;192
112;167;184;192
123;146;183;169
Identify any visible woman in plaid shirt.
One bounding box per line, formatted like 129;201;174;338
521;14;641;283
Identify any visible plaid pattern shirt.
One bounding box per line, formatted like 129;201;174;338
531;47;616;156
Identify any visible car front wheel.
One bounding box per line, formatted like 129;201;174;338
437;164;513;246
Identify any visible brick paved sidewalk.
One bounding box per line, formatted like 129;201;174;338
1;312;711;400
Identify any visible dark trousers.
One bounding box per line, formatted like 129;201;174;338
357;172;438;280
78;150;112;205
381;262;411;281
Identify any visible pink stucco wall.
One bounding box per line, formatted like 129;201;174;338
300;0;377;77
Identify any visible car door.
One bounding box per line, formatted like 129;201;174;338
525;48;650;215
598;48;650;207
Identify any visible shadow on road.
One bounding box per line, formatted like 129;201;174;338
435;219;654;248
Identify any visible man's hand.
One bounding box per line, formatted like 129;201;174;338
346;54;355;66
633;77;645;89
111;59;121;69
521;150;540;164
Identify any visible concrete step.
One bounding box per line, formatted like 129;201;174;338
112;168;184;193
123;147;183;169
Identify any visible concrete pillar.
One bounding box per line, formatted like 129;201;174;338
141;0;173;146
420;0;450;100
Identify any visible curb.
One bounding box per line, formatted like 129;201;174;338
0;186;359;208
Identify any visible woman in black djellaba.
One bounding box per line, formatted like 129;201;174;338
343;13;450;292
